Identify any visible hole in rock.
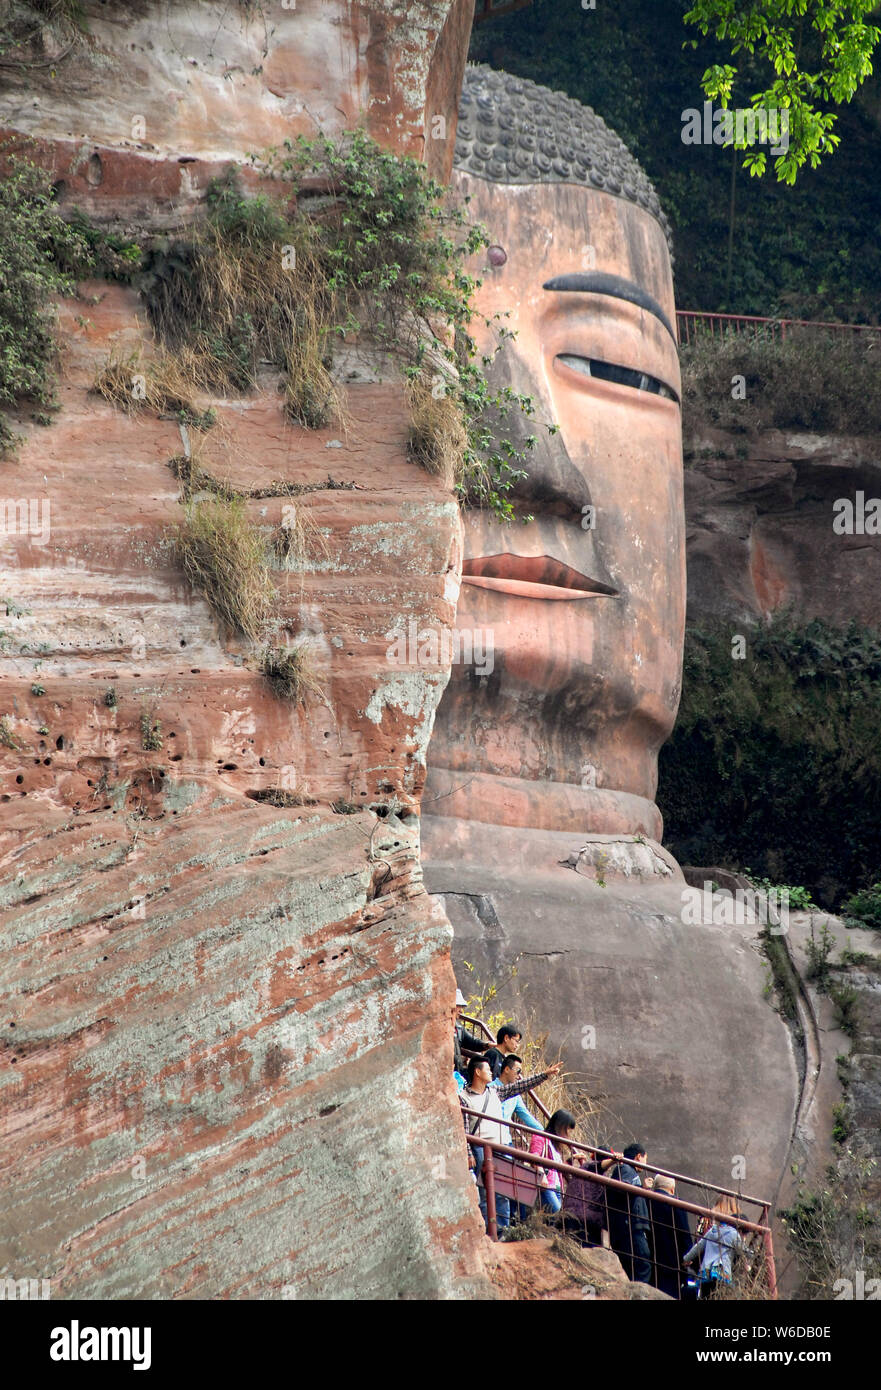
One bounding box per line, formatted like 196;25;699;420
56;736;64;750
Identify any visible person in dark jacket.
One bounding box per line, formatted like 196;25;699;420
559;1139;621;1247
482;1022;523;1079
650;1173;693;1298
453;989;490;1076
607;1142;652;1283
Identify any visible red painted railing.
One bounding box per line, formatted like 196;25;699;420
461;1109;777;1300
677;309;881;346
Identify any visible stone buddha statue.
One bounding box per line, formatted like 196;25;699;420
425;64;685;840
423;67;798;1199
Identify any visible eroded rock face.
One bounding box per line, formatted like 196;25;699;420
0;278;491;1297
0;0;473;224
683;429;881;626
0;3;490;1299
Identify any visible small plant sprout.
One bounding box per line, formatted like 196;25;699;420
140;710;163;752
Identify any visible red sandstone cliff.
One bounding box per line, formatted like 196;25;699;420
0;0;490;1300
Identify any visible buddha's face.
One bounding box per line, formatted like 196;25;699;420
426;172;685;833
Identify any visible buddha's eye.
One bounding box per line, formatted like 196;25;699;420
556;353;679;403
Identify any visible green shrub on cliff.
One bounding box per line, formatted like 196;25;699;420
681;331;881;437
252;131;545;519
0;154;140;455
658;618;881;907
841;882;881;931
0;157;91;452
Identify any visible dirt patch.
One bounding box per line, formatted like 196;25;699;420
483;1234;670;1301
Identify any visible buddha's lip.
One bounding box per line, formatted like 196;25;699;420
462;554;619;601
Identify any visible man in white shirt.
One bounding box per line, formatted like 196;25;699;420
459;1055;562;1233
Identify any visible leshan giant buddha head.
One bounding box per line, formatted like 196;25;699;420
425;66;685;842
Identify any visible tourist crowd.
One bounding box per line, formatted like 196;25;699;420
454;990;751;1299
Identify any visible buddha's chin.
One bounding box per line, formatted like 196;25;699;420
421;767;663;841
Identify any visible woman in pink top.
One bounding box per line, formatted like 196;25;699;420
529;1109;576;1214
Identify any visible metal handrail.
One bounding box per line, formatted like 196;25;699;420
460;1106;771;1217
677;309;881;346
463;1127;777;1298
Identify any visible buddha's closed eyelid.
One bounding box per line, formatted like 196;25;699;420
555;352;679;403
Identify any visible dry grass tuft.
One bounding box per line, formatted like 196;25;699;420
93;349;216;429
146;211;346;430
259;643;325;704
270;501;329;572
173;497;275;641
282;289;342;430
246;785;317;808
407;376;467;489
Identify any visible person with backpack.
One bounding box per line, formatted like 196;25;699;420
559;1138;621;1247
483;1022;524;1079
683;1195;747;1297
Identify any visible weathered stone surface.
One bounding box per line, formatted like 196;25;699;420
426;818;799;1206
776;913;881;1294
0;0;469;225
484;1235;670;1301
0;274;493;1296
683;429;881;626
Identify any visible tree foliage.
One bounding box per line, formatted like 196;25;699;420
658;618;881;907
684;0;880;182
470;1;881;319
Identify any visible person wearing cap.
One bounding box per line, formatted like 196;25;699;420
453;987;490;1078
